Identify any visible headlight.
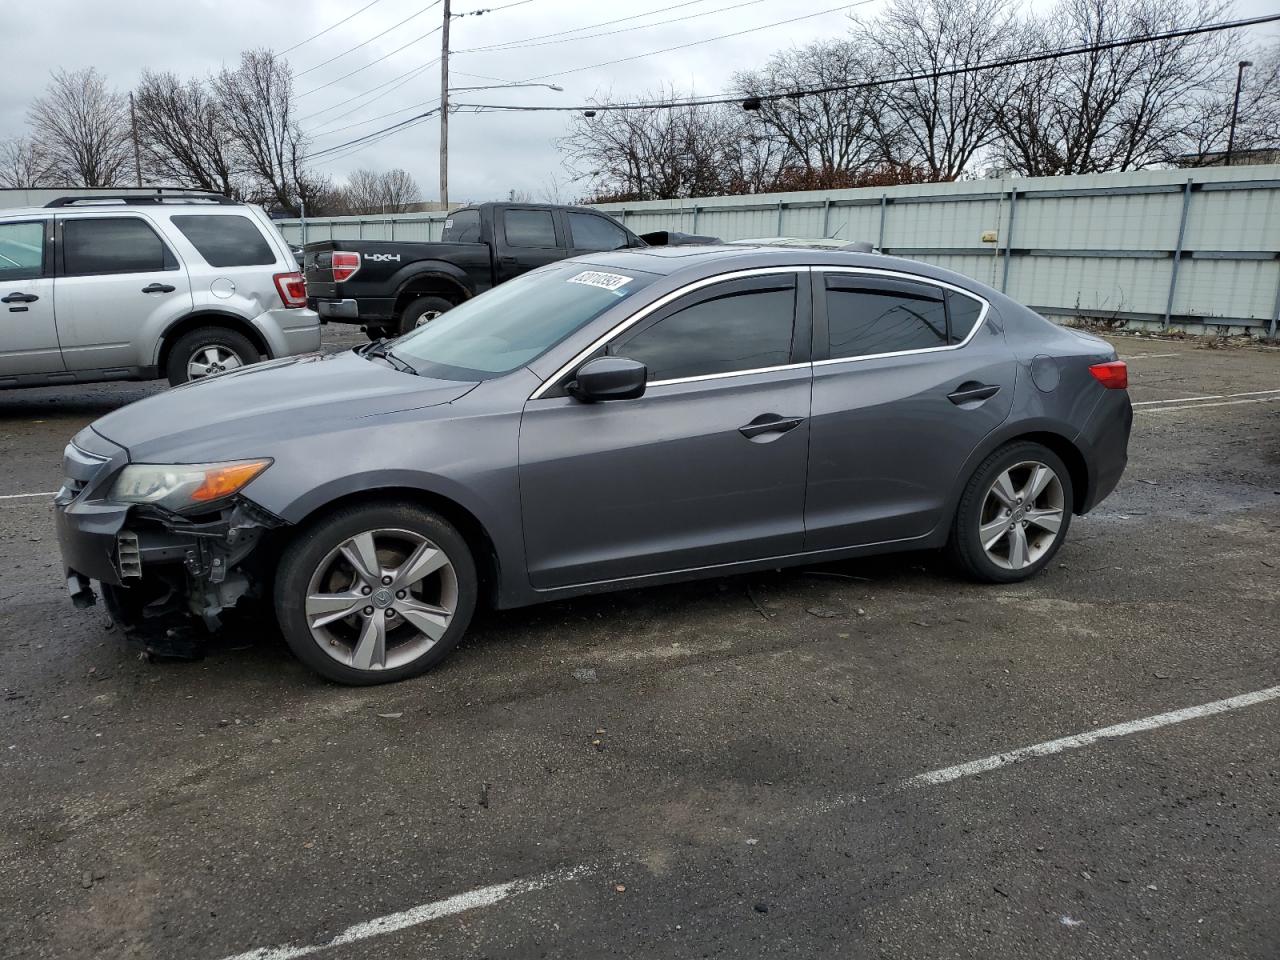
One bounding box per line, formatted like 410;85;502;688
110;459;272;511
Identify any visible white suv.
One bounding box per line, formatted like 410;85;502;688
0;193;320;388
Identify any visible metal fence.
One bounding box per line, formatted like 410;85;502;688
277;165;1280;336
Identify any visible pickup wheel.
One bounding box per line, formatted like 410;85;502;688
397;295;454;335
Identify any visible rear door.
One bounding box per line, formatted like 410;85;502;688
0;218;60;376
565;210;634;257
495;207;564;283
804;268;1016;550
54;214;193;372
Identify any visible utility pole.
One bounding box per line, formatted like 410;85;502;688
1223;60;1254;168
128;92;142;187
439;0;451;209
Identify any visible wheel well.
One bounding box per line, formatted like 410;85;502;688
288;487;501;606
157;313;270;371
393;277;467;320
1015;432;1090;514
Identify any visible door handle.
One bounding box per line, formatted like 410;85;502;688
739;414;805;439
948;382;1000;405
1;292;38;304
141;283;176;294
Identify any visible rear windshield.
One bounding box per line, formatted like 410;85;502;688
171;214;277;267
441;209;482;243
391;262;656;380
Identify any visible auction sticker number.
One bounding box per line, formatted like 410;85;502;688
567;271;633;291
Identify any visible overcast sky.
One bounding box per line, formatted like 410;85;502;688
4;0;1277;202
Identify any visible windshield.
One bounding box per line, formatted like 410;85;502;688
390;262;657;380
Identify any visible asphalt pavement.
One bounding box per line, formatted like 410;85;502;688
1;328;1277;960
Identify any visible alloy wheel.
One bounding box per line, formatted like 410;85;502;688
413;309;444;328
304;528;458;671
187;345;244;380
977;460;1065;571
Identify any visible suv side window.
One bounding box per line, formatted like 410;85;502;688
611;278;796;383
442;209;482;242
502;209;557;248
0;221;46;281
567;212;629;252
824;276;948;359
170;214;276;267
63;217;177;276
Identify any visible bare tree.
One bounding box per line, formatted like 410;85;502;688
214;50;309;212
379;168;421;211
1179;37;1280;165
0;137;57;188
856;0;1018;180
339;168;422;213
27;68;131;187
133;71;241;194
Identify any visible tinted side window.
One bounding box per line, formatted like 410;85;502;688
612;286;795;382
442;209;481;243
567;212;628;251
171;214;276;267
825;279;947;359
503;209;556;248
63;217;176;276
946;290;984;343
0;221;45;280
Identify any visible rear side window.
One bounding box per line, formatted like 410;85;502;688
612;283;796;382
503;209;556;248
824;278;947;359
0;221;45;280
947;290;984;342
62;217;177;276
441;209;482;242
567;212;629;252
171;214;276;267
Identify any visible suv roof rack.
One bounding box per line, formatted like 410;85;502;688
45;193;240;208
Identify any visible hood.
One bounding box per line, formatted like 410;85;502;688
91;350;476;462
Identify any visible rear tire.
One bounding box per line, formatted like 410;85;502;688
396;295;454;336
274;501;478;685
947;441;1073;583
165;326;260;386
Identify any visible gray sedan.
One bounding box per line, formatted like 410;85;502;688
54;246;1131;684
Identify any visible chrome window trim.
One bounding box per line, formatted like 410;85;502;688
648;361;811;388
812;266;990;368
528;266;805;401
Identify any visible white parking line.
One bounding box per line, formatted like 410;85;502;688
216;683;1280;960
0;491;57;501
1121;353;1180;360
1132;387;1280;408
1137;395;1280;414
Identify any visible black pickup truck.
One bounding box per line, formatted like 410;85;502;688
305;201;677;338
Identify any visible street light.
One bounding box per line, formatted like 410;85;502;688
1225;59;1252;167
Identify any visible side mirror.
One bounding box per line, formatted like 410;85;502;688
568;356;647;402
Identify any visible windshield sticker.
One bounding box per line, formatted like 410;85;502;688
567;270;633;292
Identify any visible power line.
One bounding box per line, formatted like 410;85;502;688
296;1;443;77
298;23;444;97
312;96;443;137
455;0;538;15
518;0;874;82
279;0;387;55
297;59;439;122
457;0;721;53
458;0;768;53
310;107;441;159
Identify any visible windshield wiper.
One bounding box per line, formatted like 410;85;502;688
359;338;418;375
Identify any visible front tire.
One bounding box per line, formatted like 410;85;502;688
947;441;1073;583
166;326;260;386
396;295;454;335
274;502;478;685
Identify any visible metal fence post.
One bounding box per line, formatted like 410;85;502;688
390;218;396;241
878;194;887;250
821;198;831;238
777;199;785;234
691;205;699;234
1270;268;1280;340
1163;179;1193;329
1001;189;1018;293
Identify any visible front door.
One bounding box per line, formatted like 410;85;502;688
0;218;61;377
519;271;812;589
54;214;193;372
804;269;1016;550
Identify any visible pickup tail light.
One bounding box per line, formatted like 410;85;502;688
273;271;308;309
331;251;361;283
1088;360;1128;390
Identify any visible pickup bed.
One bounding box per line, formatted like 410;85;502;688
305;201;653;338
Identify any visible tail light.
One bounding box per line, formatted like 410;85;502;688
273;271;308;308
1088;360;1128;390
331;251;361;283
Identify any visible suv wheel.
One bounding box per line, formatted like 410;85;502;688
166;327;260;386
274;502;478;685
397;295;454;335
947;441;1073;583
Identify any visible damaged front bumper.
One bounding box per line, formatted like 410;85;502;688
54;433;286;657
